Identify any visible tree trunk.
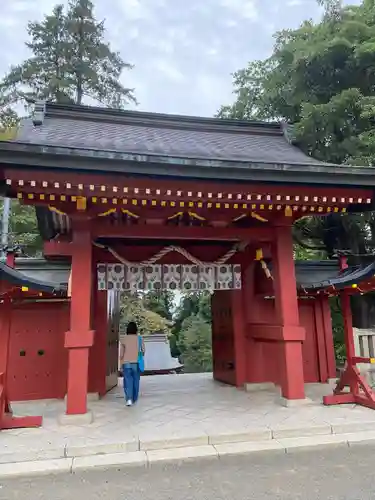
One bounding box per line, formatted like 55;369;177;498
75;14;84;105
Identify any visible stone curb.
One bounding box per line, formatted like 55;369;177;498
2;421;375;466
1;430;375;478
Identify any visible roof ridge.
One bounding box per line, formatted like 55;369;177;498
37;101;284;136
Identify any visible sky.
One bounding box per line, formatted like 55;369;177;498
0;0;360;117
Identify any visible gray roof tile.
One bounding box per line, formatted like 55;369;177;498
13;102;325;166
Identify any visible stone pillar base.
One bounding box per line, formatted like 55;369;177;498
58;410;94;426
278;396;313;408
64;392;99;403
327;378;338;385
244;383;276;393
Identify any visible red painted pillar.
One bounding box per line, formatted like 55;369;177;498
0;297;11;378
242;262;265;384
231;290;247;387
89;288;108;397
340;290;358;394
5;252;15;268
65;220;94;415
273;222;306;400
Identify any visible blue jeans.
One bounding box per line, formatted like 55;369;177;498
123;363;140;402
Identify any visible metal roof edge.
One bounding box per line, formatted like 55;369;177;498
299;261;375;292
0;261;67;293
1;143;375;188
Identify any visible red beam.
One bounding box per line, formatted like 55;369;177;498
43;225;272;257
44;241;73;257
92;222;272;241
5;168;373;204
22;198;278;223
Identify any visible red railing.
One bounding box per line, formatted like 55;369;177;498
323;357;375;410
0;371;43;431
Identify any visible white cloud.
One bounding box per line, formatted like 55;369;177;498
152;59;184;82
0;0;332;116
219;0;259;20
287;0;303;5
115;0;151;20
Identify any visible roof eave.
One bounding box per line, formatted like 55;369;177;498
1;142;375;188
0;262;67;294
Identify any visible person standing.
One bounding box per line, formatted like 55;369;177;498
119;322;145;406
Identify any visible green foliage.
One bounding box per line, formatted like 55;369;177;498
142;291;174;321
330;296;346;363
219;0;375;330
0;199;42;257
0;0;136;108
218;1;375;168
177;314;212;373
119;292;171;336
0;90;19;132
170;291;212;371
119;290;213;372
170;291;211;357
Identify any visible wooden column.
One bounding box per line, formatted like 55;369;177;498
0;297;11;380
89;288;108;397
231;290;247;387
65;218;94;416
272;221;306;400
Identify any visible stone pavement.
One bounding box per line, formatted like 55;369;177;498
2;446;375;500
1;373;375;477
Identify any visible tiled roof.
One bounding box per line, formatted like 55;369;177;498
13;102;326;166
0;260;67;294
7;257;375;294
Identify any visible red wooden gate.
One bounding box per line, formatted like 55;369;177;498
105;291;120;392
212;291;236;385
299;301;320;383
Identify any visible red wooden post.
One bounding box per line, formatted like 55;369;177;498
89;288;108;397
231;290;247;387
341;290;359;395
65;219;94;416
272;222;306;400
5;251;15;268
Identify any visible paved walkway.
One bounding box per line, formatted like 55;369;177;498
1;373;375;472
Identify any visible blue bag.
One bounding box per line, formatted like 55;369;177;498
138;336;145;373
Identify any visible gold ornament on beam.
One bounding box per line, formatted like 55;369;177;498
167;212;184;220
48;205;66;216
98;208;117;217
121;209;139;219
76;196;87;211
188;212;206;221
250;212;268;223
285;206;293;217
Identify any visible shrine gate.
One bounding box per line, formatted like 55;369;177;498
1;101;375;423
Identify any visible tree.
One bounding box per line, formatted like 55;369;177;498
0;0;137;256
119;292;172;336
170;291;212;357
0;0;136;109
0;122;41;256
0;199;42;257
142;291;174;321
177;315;212;373
218;0;375;327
